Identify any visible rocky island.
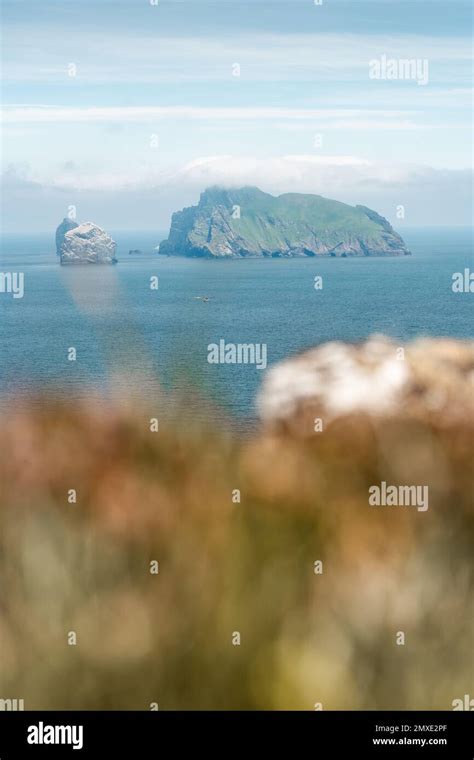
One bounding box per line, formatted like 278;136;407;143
55;219;117;265
160;186;410;258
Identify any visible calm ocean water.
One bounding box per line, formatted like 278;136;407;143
0;227;472;426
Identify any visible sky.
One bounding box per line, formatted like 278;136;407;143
1;0;472;231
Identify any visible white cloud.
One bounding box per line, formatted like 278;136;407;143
167;154;415;196
3;32;472;84
2;155;471;231
13;153;460;196
1;105;423;124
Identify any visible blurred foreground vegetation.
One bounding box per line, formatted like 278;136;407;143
0;398;472;709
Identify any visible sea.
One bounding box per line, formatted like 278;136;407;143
0;227;472;429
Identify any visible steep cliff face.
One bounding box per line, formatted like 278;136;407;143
160;187;411;258
55;217;78;256
59;222;117;265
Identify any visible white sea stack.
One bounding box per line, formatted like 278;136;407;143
60;222;117;265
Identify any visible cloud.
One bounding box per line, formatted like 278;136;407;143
2;155;471;232
3;32;472;84
1;154;410;193
4;153;470;196
166;155;433;197
2;105;424;124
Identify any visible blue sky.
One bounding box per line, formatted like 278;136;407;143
1;0;472;230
